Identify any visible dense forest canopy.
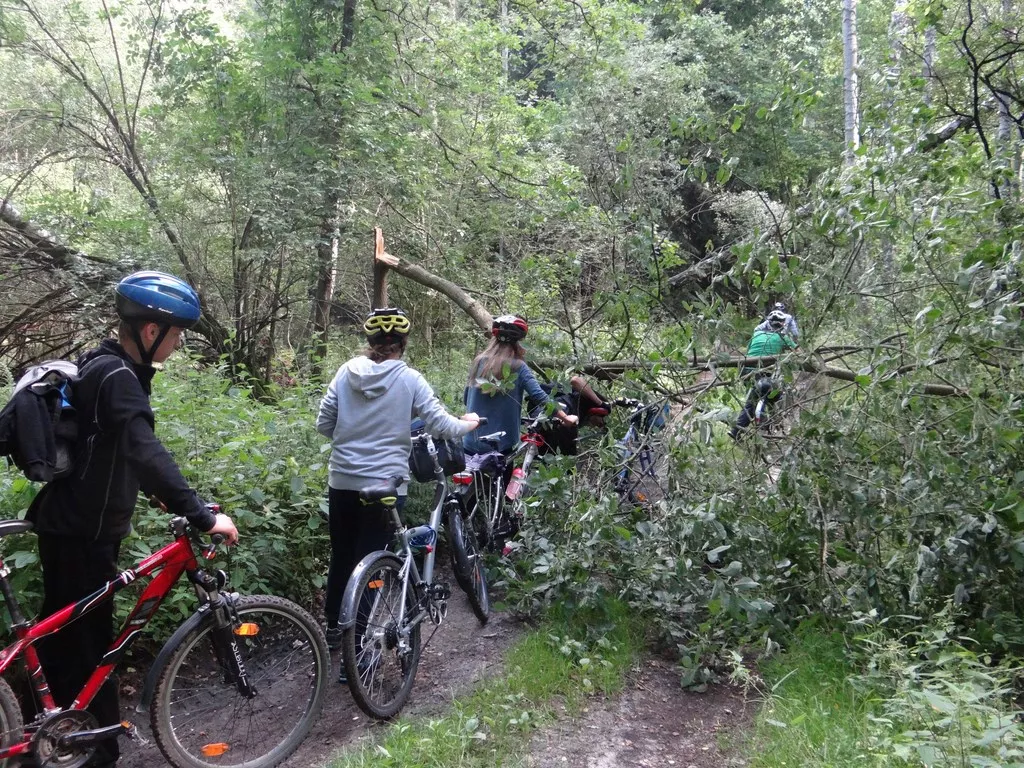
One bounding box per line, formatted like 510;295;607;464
2;0;1024;726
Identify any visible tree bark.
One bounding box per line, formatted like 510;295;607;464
533;354;967;397
305;194;341;379
372;227;389;308
842;0;861;160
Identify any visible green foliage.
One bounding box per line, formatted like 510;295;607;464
742;618;1024;768
140;357;328;626
741;623;881;767
857;612;1024;767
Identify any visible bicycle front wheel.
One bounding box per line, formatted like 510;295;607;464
447;497;490;625
341;552;421;720
151;595;329;768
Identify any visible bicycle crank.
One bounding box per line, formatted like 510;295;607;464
428;582;451;624
32;710;133;768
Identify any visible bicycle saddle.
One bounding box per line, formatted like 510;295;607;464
477;430;506;446
359;477;403;502
0;519;33;539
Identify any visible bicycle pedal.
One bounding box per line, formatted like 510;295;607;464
123;720;150;747
434;582;453;601
429;599;448;624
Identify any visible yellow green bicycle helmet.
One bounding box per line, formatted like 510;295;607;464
364;307;411;344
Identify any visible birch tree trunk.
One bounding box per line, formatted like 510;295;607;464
996;0;1020;199
842;0;861;161
923;25;937;105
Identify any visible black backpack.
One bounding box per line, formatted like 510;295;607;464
0;357;108;483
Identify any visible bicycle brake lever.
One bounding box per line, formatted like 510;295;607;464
203;534;226;560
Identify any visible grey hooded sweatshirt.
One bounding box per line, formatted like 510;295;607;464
316;356;471;493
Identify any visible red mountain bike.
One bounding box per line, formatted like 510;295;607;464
458;413;551;554
0;512;328;768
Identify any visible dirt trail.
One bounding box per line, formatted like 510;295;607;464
117;574;751;768
527;658;750;768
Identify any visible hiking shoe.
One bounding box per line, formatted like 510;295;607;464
325;625;343;651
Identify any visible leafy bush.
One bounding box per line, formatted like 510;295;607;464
857;611;1024;767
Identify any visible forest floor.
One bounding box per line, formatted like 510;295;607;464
117;563;753;768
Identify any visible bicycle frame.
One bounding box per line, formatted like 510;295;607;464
460;416;547;548
377;434;449;636
0;517;222;762
613;399;668;504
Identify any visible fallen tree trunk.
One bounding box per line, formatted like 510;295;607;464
368;234;966;398
534;354;967;397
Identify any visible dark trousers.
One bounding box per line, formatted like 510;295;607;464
324;488;399;627
731;373;781;438
37;534;122;765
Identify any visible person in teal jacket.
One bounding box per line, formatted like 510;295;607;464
730;311;797;438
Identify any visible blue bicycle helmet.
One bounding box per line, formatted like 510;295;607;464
115;271;202;329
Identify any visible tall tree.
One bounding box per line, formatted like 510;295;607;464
842;0;861;160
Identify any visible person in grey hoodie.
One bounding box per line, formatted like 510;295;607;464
316;308;480;660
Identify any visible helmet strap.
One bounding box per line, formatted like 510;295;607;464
130;322;171;366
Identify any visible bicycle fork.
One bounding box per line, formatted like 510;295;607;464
191;570;257;699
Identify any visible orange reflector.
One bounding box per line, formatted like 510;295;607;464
201;743;230;757
234;623;259;636
367;579;384;589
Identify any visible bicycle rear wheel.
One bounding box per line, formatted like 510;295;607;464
341;552;421;720
151;595;329;768
447;498;490;625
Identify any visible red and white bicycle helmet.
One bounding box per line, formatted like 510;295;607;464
491;315;528;343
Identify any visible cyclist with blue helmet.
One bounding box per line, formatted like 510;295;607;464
27;271;238;767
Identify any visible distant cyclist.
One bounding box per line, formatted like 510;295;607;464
463;315;577;457
730;310;797;439
755;302;799;345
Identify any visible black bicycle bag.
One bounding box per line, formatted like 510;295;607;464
409;419;467;483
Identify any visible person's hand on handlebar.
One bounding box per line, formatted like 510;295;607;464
557;411;579;427
207;513;239;545
460;412;483;431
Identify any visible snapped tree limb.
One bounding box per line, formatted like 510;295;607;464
374;250;493;333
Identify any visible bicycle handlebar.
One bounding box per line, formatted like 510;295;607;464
521;413;558;432
613;397;643;409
